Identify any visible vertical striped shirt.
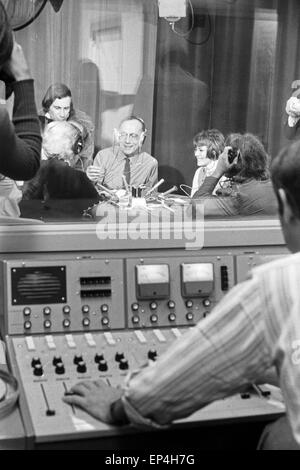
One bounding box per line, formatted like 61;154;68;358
122;252;300;443
92;147;158;190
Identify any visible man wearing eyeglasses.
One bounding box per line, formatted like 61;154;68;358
86;116;158;191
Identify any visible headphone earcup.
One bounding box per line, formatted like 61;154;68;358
139;131;146;146
73;136;83;155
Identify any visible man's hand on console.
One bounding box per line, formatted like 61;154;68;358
63;379;124;424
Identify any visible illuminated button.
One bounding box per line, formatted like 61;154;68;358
134;330;146;343
62;319;71;328
84;333;96;347
33;364;43;376
115;352;124;362
44;319;51;329
104;332;115;345
94;353;104;364
168;313;176;322
132;315;140;324
43;307;51;315
186;312;194;321
23;307;31;316
65;334;76;349
101;304;109;313
63;305;71;314
101;317;109;326
82;305;90;314
153;329;166;342
171;328;182;339
25;336;35;351
98;360;108;372
82;317;90;327
149;301;158;310
45;335;56;350
119;358;129;370
168;300;175;309
203;298;211;308
185;300;193;308
73;355;83;365
77;361;87;374
24;320;32;330
31;357;41;367
52;356;62;366
148;349;157;361
150;314;158;323
55;363;65;375
131;303;139;311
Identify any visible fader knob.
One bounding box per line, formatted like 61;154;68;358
76;361;87;373
119;358;129;370
98;360;108;372
55;363;65;375
94;353;104;364
33;364;43;376
148;349;157;361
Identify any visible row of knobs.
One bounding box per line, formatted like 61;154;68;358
23;304;110;317
131;299;211;311
30;350;159;376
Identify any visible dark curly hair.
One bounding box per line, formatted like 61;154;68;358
225;133;270;182
271;140;300;219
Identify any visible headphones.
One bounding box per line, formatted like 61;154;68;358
68;120;84;155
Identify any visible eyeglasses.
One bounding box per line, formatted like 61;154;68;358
119;132;140;142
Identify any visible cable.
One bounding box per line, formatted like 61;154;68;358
185;12;212;46
0;369;19;418
171;0;194;38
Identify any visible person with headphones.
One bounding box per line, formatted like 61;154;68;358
22;121;98;203
86;116;158;191
191;129;228;197
39;83;94;171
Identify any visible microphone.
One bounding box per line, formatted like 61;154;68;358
158;185;178;198
145;178;165;197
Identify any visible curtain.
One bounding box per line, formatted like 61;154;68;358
152;0;279;193
268;0;300;158
15;0;157;156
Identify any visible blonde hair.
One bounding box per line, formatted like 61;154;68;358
42;121;81;165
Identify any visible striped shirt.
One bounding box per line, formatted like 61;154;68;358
92;147;158;190
122;252;300;443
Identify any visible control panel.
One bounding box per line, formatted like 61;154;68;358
6;329;285;444
0;259;125;335
0;255;234;335
126;255;233;328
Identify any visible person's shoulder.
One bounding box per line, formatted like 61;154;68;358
142;152;158;165
252;252;300;277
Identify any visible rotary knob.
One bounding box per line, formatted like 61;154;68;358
185;300;193;308
33;364;43;376
31;357;41;367
73;354;83;365
94;353;104;364
119;358;129;370
98;360;108;372
77;361;87;374
52;356;62;366
148;349;157;361
203;298;211;308
115;352;125;362
55;362;65;375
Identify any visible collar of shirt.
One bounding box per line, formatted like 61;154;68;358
116;149;143;165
